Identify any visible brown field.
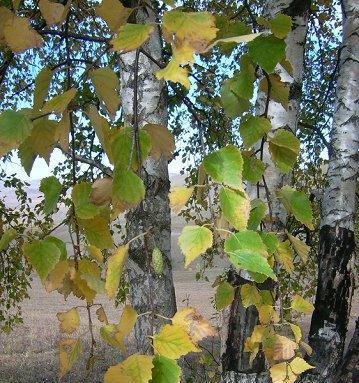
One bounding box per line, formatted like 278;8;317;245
0;176;357;382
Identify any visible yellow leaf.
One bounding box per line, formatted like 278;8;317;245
270;362;296;383
118;305;137;338
169;186;194;214
178;225;213;268
59;338;82;378
105;245;128;299
289;323;302;343
0;7;13;45
291;294;314;314
90;178;113;206
156;58;190;88
205;32;262;52
87;245;104;263
90;67;120;116
275;240;294;273
4;15;43;53
42;88;76;114
258;305;280;325
299;340;313;356
287;232;310;263
57;307;80;334
95;0;133;33
142;123;175;161
96;307;109;325
172;307;217;342
290;357;314;374
273;335;298;361
240;283;261;308
153;324;200;359
39;0;66;26
44;260;70;293
105;354;153;383
163;10;218;53
110;23;154;52
55;111;70;151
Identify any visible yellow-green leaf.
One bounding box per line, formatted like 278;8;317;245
291;294;314;314
239;116;271;148
111;23;154;52
95;0;132;32
178;225;213;267
40;176;62;215
105;245;128;299
153;324;200;359
79;214;114;250
33;67;53;110
169;186;194;214
287;232;310;263
240;284;261;308
90;67;120;116
42;88;76;114
0;228;17;251
59;338;82;378
142;123;175;161
112;169;145;206
215;281;235;310
275;240;294;273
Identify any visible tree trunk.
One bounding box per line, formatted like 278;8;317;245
300;1;359;381
221;1;311;381
334;317;359;383
119;1;176;352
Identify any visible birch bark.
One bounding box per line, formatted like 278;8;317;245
300;1;359;381
119;0;176;352
221;1;311;381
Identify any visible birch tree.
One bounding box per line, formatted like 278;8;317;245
300;1;359;381
221;1;311;381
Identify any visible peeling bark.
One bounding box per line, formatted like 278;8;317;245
119;1;176;352
300;1;359;380
221;1;311;381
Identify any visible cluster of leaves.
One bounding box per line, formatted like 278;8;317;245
0;0;337;382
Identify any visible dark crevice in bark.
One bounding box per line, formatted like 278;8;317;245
300;225;356;382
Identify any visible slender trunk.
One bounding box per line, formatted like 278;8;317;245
221;1;311;381
119;1;176;352
334;318;359;383
300;1;359;381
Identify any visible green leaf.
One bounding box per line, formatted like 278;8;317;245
260;232;279;255
178;225;213;267
111;127;151;170
203;145;243;189
79;215;114;250
239;116;271;148
242;153;265;184
219;187;250;231
221;79;251;118
215;281;235;310
277;186;313;229
247;198;267;230
23;239;61;280
258;14;293;39
0;228;17;251
40;176;62;215
269;129;300;172
248;35;286;73
110;23;154;52
112;169;145;205
72;182;100;219
43;236;67;261
0;110;33;157
33;67;53;110
151;355;181;383
90;67;120;116
224;230;277;281
42;88;76;114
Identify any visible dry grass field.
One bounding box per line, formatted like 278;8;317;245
0;175;357;382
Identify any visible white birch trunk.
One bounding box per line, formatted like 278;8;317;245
300;1;359;381
222;1;311;381
119;1;176;353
